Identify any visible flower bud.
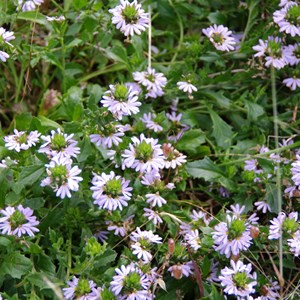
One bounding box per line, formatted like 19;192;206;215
250;226;260;239
168;238;175;255
172;265;182;280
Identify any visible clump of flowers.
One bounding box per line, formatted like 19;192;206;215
0;205;39;237
109;0;149;37
202;24;236;51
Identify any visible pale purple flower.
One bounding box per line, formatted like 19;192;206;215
269;212;299;239
0;156;18;168
163;143;187;169
212;214;253;258
133;67;167;98
0;50;9;62
38;128;80;159
202;24;236;51
109;0;149;37
46;16;65;22
219;260;257;298
63;276;101;300
17;0;44;11
41;156;83;199
145;192;167;207
0;205;39;237
100;84;141;120
4;129;40;152
143;208;163;225
121;134;165;173
140;112;163;132
253;36;288;69
130;227;162;244
283;44;300;65
110;264;151;298
254;201;271;213
287;231;300;256
95;230;109;243
273;3;300;37
91;171;132;211
190;209;212;226
185;229;201;251
283;77;300;90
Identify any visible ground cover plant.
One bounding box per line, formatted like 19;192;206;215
0;0;300;299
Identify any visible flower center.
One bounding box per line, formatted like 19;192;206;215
146;74;155;83
139;237;151;249
233;271;250;289
294;45;300;58
16;133;28;144
135;140;154;162
51;133;67;151
267;41;282;57
286;5;300;25
75;278;91;297
122;5;139;23
212;33;225;45
50;164;68;185
228;219;246;240
123;272;142;294
10;210;27;229
114;84;128;101
104;178;122;197
283;218;299;235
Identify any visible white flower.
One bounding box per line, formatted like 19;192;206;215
0;27;15;46
0;50;9;62
162;143;187;169
185;229;201;251
202;24;236;51
121;134;165;173
283;77;300;90
109;0;149;37
46;16;65;22
4;129;40;152
91;171;132;211
41;156;83;199
177;81;197;94
0;156;18;169
287;231;300;257
283;44;300;66
133;67;167;99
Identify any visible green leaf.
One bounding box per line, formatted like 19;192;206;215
93;249;117;269
244;100;265;121
73;0;88;9
177;129;206;155
186;157;234;190
0;252;32;279
264;184;280;213
209;109;233;149
18;165;45;186
17;11;51;28
104;44;128;65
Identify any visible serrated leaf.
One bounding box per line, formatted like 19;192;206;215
209;109;233;149
93;249;117;268
244;100;265;121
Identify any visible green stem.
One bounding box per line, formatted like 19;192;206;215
271;66;283;288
